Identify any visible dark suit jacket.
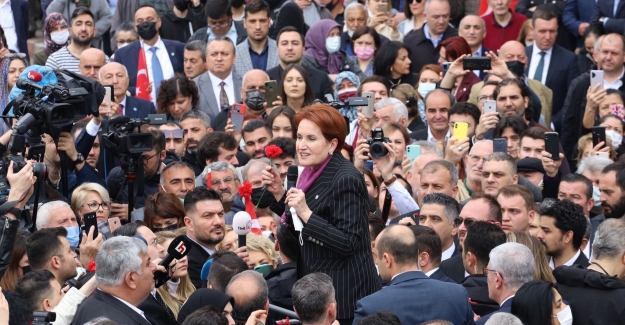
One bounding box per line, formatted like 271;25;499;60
440;254;466;283
269;153;380;319
187;20;248;45
186;236;211;289
138;293;177;325
113;38;186;95
525;44;579;130
573;250;590;268
410;127;428;141
267;64;333;102
476;297;512;325
430;268;456;283
123;96;157;118
563;0;594;44
591;0;625;34
353;271;476;325
192;71;243;120
405;27;458;74
11;0;29;56
73;290;153;325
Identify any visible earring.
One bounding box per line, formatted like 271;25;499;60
329;151;334;156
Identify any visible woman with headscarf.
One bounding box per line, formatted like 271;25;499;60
0;53;28;134
32;13;70;66
334;71;360;123
270;1;309;40
177;289;236;325
302;19;365;82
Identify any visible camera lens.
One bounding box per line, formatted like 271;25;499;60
32;163;47;180
369;142;388;159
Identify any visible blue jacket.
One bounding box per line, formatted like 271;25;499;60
562;0;594;45
476;297;513;325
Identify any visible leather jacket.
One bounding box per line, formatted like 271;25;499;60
0;215;19;280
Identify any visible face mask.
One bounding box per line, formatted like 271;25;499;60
418;82;436;98
66;226;80;250
156;224;179;232
245;90;266;111
506;60;525;78
347;29;354;37
593;185;602;207
354;46;375;60
607;130;623;150
50;29;69;45
180;198;185;204
173;0;188;11
137;21;158;40
251;186;275;208
526;41;533;47
326;36;341;54
338;88;357;102
554;305;573;325
119;43;129;49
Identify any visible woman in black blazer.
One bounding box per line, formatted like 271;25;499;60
262;104;380;324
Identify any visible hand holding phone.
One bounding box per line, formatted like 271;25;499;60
545;132;561;161
230;104;246;132
83;212;98;240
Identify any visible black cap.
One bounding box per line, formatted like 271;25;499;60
516;157;545;174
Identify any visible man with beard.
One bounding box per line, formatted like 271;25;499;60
184;187;249;288
180;110;213;175
536;199;589;270
46;7;110;73
599;162;625;219
243;120;272;159
233;0;279;76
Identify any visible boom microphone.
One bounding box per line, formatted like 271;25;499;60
233;211;252;248
27;70;43;82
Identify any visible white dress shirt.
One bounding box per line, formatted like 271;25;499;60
208;71;236;112
143;38;175;103
386;180;419;215
549;249;582;270
0;0;18;52
427;126;450;144
425;267;439;277
604;66;625;90
441;242;455;261
111;293;149;321
583;241;591;260
528;43;553;85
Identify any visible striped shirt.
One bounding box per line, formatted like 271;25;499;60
45;47;110;74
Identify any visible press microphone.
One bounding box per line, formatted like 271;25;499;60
154;235;192;288
286;165;298;219
233;211;252;248
27;70;43;82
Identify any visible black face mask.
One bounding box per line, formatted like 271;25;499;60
245;90;266;111
506;60;525;79
155;224;179;232
137;21;158;40
231;0;245;7
251;186;275;208
173;0;188;11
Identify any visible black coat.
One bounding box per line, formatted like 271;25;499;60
265;262;297;310
186;236;211;289
440;254;466;284
459;275;499;316
159;4;207;44
73;290;153;325
106;166;161;209
187;20;248;45
404;27;458;75
554;264;625;324
266;64;334;102
138;293;177;325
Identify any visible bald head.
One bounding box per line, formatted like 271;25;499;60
79;48;107;81
99;62;130;101
225;270;269;322
241;69;270;104
376;225;418;267
499;41;527;65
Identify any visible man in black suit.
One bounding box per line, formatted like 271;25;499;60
411;225;456;283
591;0;625;35
99;62;157;118
477;242;535;325
291;273;339;325
536;199;590;269
410;89;454;142
267;27;333;101
558;173;600;257
525;9;579;130
73;236;157;325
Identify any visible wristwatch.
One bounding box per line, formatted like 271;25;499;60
72;153;84;166
384;175;397;186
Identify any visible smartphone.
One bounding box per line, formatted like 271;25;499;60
590;70;604;90
254;264;274;277
592;126;607;147
364;160;373;170
406;145;421;165
377;3;388;13
83;212;98;240
494;138;507;153
453;122;469;140
545;132;561;161
442;62;451;75
463;57;492;70
265;80;278;106
230;104;246;132
484;100;497;114
595;152;610;158
108;217;121;233
104;86;112;113
362;91;374;118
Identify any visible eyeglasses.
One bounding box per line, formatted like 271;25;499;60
453;217;475;228
211;177;235;186
483;268;503;279
83;201;111;211
142;152;159;163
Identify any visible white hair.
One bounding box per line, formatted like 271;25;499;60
375;98;408;122
95;236;147;287
345;2;367;16
98;62;129;82
484;313;523;325
489;242;535;291
37;201;72;230
577;155;613;175
242;69;270;88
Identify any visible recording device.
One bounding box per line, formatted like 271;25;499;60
406;145;421;171
545;132;561;161
592;126;607;147
231;104;246;132
233;211;252;248
590;70;604;90
365;128;391;159
83;211;98;239
108;217;121;232
377;2;388;13
321;94;369;110
463;57;491;70
494;138;507;153
154;235;192;288
484;100;497;114
265;80;278;106
254;264;274;277
362;91;374;118
453;122;468;140
32;311;56;325
442;62;451;75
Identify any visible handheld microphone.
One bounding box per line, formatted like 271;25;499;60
27;70;43;82
286;166;299;219
154;235;192;288
233;211;252;247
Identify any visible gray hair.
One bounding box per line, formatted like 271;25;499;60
226;270;269;321
207;161;238;180
484;313;523;325
459;15;486;31
84;317;117;325
577;156;613;175
484;152;517;175
207;36;236;55
185;40;208;62
292;273;335;324
425;0;450;13
424;88;455;108
36;201;72;230
95;236;147;287
374;98;409;122
412;140;443;157
591;218;625;260
345;2;367;16
422;193;459;225
180;110;211;128
118;22;138;36
470;140;493;154
489;242;535;291
241;158;271;182
422;159;459;187
242;69;270;88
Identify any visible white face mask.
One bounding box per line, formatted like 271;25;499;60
326;36;341;54
554;305;573;325
50;29;70;45
525;41;533;47
418;82;436;98
118;43;129;49
347;29;354;37
606;129;623;149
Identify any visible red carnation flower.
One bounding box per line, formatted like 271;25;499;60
87;260;96;273
264;144;283;159
238;181;253;198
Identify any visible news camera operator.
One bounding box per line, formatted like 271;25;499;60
261;104;380;325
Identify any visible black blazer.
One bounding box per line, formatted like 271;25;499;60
440;254;466;283
573;250;590;268
269;153;380;319
138;293;177;325
186;236;211;289
410;127;428;141
430;268;456;283
476;297;512;325
73;290;153;325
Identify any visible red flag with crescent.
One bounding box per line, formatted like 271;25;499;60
136;48;151;101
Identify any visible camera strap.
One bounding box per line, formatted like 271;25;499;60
0;200;20;217
381;190;392;224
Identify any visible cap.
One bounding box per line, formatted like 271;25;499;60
516;157;545;174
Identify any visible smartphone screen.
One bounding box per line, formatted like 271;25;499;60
83;212;98;239
104;86;112;114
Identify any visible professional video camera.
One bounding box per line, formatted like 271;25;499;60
317;94;369;110
32;311;56;325
366;128;391;159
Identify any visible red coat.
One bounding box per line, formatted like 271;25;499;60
482;10;528;51
455;73;482;103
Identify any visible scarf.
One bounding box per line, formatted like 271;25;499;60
43;13;70;55
304;19;343;74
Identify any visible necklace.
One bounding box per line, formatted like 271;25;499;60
590;262;611;276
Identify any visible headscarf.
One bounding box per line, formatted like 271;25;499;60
0;58;10;118
44;13;70;55
177;288;235;325
305;19;343;74
271;2;309;39
334;71;360;123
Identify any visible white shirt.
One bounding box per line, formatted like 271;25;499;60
441;242;455;262
425;267;439;277
111;294;149;321
208;71;235;112
143;38;175;103
500;295;515;307
427;126;450;144
528;44;553;85
604;67;625;90
549;249;582;270
386;180;419;215
583;241;591;260
473;46;484;77
0;0;18;52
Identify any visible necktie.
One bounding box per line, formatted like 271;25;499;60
149;47;164;95
154;291;176;323
533;51;546;82
219;81;229;109
119;103;124;116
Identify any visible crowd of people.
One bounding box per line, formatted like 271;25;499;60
1;0;625;323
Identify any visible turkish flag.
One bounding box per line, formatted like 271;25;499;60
136;48;151;101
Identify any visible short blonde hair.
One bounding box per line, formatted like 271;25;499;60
576;133;617;166
246;233;279;264
71;182;111;214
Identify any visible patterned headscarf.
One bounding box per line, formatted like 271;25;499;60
334;71;360;123
44;13;70;55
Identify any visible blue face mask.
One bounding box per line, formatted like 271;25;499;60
593;186;602;207
66;226;80;250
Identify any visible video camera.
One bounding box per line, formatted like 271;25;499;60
318;94;369;110
32;311;55;325
102;114;167;156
